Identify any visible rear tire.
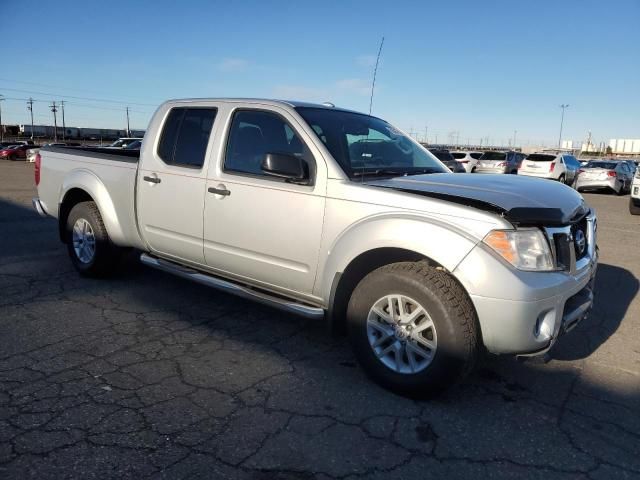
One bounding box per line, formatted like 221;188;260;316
65;201;123;277
346;262;479;398
630;198;640;215
558;174;566;184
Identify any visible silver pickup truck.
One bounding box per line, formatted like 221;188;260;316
33;98;598;396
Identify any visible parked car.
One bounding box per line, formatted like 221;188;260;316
124;140;142;150
576;160;634;195
33;98;597;397
107;137;143;149
26;142;81;163
630;166;640;214
474;151;520;174
622;159;638;176
427;149;466;172
0;144;34;160
450;151;483;173
518;153;580;185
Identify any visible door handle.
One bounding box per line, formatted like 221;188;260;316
143;175;161;184
208;186;231;196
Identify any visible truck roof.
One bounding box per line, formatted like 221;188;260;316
163;98;364;115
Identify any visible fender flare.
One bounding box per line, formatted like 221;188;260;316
315;212;479;301
58;169;127;245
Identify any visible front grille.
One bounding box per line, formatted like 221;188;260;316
544;210;594;271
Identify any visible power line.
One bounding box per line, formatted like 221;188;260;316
0;86;157;107
0;77;163;103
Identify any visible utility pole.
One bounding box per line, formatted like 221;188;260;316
424;125;428;144
60;101;66;140
0;94;4;142
27;98;35;139
558;104;569;149
50;101;58;141
513;130;517;148
126;106;131;137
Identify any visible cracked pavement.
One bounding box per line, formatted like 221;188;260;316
0;161;638;479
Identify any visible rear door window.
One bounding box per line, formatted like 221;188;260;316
157;107;217;168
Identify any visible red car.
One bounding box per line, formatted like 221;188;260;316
0;145;33;160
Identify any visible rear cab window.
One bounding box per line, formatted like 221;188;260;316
157;107;217;169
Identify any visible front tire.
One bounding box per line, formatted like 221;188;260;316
65;201;122;277
346;262;479;398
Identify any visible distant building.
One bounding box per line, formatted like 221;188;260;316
609;139;640;154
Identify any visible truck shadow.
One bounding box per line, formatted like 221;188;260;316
548;263;638;362
1;192;639;473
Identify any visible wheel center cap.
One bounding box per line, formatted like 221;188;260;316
394;325;409;339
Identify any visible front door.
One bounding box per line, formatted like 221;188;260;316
203;107;326;295
137;106;218;265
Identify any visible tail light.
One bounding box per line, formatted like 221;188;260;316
549;163;556;172
607;171;616;177
34;153;41;186
460;160;469;164
578;169;584;174
497;162;506;167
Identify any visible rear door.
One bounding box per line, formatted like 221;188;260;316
137;105;219;265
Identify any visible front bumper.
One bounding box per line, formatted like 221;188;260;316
453;212;598;356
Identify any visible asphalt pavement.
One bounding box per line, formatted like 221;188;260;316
0;161;638;479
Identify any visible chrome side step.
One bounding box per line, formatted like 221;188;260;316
139;253;325;320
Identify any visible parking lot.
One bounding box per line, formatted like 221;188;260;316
0;160;638;479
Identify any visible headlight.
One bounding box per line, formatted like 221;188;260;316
483;229;555;271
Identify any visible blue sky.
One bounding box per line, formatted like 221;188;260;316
1;0;638;146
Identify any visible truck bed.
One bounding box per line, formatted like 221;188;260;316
44;145;140;162
37;145;144;249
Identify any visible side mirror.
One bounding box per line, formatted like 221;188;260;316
261;153;309;183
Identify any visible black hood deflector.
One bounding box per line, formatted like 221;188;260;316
365;174;589;226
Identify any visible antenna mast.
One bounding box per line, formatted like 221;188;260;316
369;36;385;115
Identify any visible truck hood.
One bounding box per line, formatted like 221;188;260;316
364;173;589;226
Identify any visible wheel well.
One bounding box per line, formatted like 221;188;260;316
327;248;442;335
58;188;94;242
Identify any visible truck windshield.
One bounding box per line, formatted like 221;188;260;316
295;107;447;177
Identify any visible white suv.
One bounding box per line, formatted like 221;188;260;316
630;164;640;215
450;151;483;173
518;153;579;185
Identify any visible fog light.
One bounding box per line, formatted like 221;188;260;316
534;309;556;341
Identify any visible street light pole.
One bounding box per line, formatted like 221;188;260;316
0;94;4;142
126;106;131;137
27;98;35;139
558;104;569;149
513;130;517;148
50;101;58;142
60;101;66;141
